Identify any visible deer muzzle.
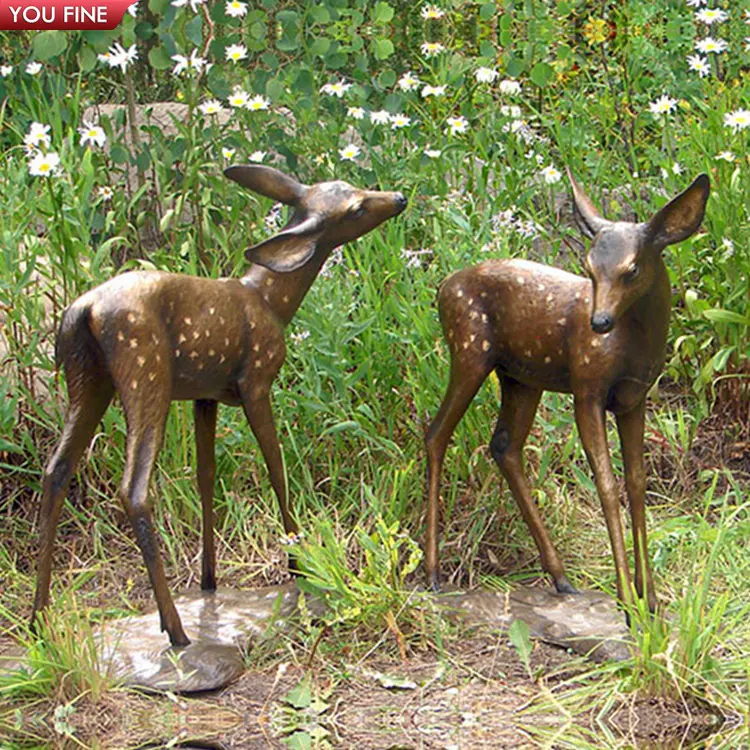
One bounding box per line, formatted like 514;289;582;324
591;311;614;334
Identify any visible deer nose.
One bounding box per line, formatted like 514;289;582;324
394;192;407;212
591;312;614;334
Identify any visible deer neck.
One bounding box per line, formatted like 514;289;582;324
626;256;671;365
240;242;334;327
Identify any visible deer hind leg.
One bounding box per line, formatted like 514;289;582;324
490;375;575;594
118;377;189;647
616;400;656;612
31;373;114;628
194;399;218;591
425;356;493;591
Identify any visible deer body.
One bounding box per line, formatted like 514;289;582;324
32;166;406;647
425;173;709;611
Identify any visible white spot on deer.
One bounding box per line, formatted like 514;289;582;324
189;351;199;360
249;321;256;329
224;337;230;347
129;338;138;349
544;356;551;364
148;372;156;382
127;312;136;323
252;343;260;352
558;348;563;356
282;295;290;303
175;349;181;357
575;292;581;300
178;334;187;344
137;356;145;368
184;317;192;326
482;340;491;352
546;294;553;305
117;331;125;342
130;379;138;390
585;297;591;305
151;334;159;345
591;338;601;349
219;316;226;325
219;354;226;364
480;292;487;298
558;318;566;326
197;362;204;371
192;331;201;340
156;354;161;363
254;359;263;368
470;334;476;343
456;288;464;298
517;276;525;286
462;341;469;350
469;311;478;320
481;314;488;323
468;297;474;306
524;349;532;358
265;278;274;287
208;349;215;357
209;307;215;315
447;330;454;340
205;329;210;338
537;284;545;292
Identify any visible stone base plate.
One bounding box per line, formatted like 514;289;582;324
3;584;631;693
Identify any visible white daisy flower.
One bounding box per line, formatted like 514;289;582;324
199;99;224;116
649;94;677;116
498;79;521;95
695;8;728;25
97;185;114;200
540;165;562;184
339;144;361;161
171;49;209;75
225;0;247;17
421;5;445;19
370;110;391;124
0;65;12;77
724;109;750;132
78;121;107;148
24;122;51;151
695;37;728;53
28;150;61;177
225;43;248;62
104;43;138;73
25;61;42;75
228;87;250;108
127;2;138;16
445;115;468;134
421;84;447;98
246;95;270;111
687;54;710;77
714;151;735;162
397;72;421;91
320;80;351;97
424;147;441;158
390;113;411;129
249;150;266;162
347;106;365;119
686;0;707;6
421;42;445;57
475;67;499;83
222;147;235;159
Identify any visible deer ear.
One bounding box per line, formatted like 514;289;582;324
567;167;610;240
244;214;324;272
643;173;710;251
224;165;307;206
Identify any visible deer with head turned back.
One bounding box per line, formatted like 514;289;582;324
425;171;709;611
31;165;407;647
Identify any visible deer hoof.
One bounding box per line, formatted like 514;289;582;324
554;576;578;595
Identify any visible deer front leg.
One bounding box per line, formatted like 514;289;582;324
616;400;656;612
490;377;575;594
574;395;633;609
239;384;299;562
194;399;218;591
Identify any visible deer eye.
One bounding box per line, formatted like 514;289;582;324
349;204;366;218
624;263;639;282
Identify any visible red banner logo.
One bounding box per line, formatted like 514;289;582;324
0;0;132;30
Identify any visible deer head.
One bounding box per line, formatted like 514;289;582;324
224;165;407;273
568;170;710;334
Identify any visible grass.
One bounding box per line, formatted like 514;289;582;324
2;0;749;747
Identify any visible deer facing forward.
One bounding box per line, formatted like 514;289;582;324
31;165;406;646
425;171;709;611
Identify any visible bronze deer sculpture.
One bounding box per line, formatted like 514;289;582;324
425;171;709;611
31;165;407;646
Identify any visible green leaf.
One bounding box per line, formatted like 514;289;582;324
371;1;394;23
135;21;154;41
703;309;750;326
148;46;172;70
78;46;97;73
310;38;331;57
285;674;312;709
266;77;284;101
508;619;532;675
149;0;170;12
372;38;394;60
185;15;203;46
530;61;554;87
377;69;396;88
480;3;496;19
110;144;131;165
505;57;525;77
310;4;330;23
32;31;68;61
